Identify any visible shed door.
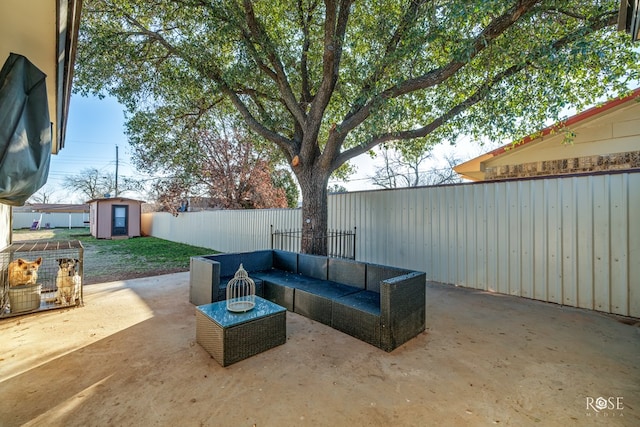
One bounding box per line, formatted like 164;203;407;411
112;205;128;236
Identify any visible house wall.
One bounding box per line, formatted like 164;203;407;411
141;172;640;318
0;204;11;250
89;203;98;237
484;102;640;180
0;0;57;147
96;203;110;238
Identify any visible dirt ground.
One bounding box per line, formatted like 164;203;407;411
0;271;638;427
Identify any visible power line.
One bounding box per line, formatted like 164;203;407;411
64;138;129;145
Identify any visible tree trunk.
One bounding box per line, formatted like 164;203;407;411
297;165;330;255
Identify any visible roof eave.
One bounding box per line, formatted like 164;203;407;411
55;0;83;154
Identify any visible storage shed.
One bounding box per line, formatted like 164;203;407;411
87;197;143;239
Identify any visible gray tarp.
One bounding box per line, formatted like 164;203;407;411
0;53;52;206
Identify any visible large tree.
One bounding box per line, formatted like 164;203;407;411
75;0;638;254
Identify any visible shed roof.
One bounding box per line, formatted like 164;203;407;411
86;197;145;204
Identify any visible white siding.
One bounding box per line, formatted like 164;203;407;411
142;172;640;317
0;204;10;250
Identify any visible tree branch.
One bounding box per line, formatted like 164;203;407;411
172;97;225;124
222;84;296;157
334;9;618;167
308;0;352;127
121;14;179;55
323;0;428;169
116;5;296;158
346;0;429;119
310;0;352;168
338;0;541;136
298;0;320;104
242;0;306;126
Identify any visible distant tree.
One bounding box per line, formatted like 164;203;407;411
140;116;292;211
371;149;430;188
26;185;61;204
328;184;348;193
371;148;461;188
64;168;111;200
422;153;463;186
64;167;141;201
327;163;355;193
198;127;289;209
148;177;191;215
272;169;299;208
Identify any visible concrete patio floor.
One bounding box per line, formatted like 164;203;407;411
1;272;638;426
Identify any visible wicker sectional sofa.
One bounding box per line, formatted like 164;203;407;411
190;250;426;352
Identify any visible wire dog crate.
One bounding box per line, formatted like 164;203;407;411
1;240;84;317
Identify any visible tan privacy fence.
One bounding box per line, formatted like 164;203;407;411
142;208;302;253
142;171;639;317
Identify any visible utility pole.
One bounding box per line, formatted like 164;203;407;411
115;145;119;197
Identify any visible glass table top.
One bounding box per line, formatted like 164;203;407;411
197;296;286;328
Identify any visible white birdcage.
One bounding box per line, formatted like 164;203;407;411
226;264;256;312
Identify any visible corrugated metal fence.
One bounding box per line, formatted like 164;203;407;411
142;171;639;317
142;208;301;253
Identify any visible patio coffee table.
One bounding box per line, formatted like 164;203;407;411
196;296;286;366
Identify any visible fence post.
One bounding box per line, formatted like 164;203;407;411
353;227;357;260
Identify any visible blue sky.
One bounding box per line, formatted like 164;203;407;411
46;95;145;203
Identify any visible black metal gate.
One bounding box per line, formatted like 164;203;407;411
270;226;356;259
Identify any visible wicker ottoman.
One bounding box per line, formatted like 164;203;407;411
196;297;286;367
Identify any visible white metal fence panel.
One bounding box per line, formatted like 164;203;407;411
630;173;640;318
142;209;301;253
327;172;639;317
12;212;88;229
141;172;639;317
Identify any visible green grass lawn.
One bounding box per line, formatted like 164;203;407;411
12;228;217;283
